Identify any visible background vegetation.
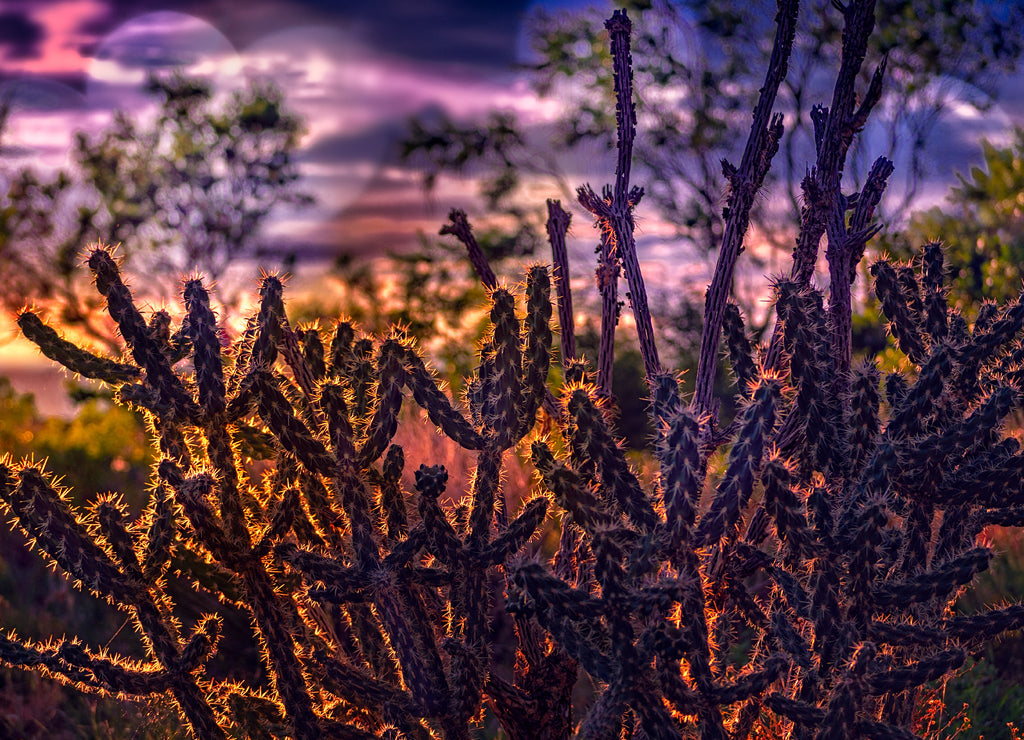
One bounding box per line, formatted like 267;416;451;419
3;0;1024;736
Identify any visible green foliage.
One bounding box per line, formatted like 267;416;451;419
941;655;1024;740
892;129;1024;313
401;112;555;262
0;378;38;454
0;378;150;498
0;71;310;343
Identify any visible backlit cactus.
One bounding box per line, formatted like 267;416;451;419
5;1;1024;737
4;248;559;739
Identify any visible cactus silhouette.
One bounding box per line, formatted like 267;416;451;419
5;1;1024;737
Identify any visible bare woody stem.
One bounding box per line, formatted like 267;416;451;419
441;209;498;291
597;225;619;397
819;0;886;391
693;0;798;426
607;10;635;204
763;0;887;384
826;155;893;387
546;199;577;368
578;9;661;387
789;3;888;288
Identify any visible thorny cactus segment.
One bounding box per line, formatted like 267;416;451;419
142;482;176;580
379;444;409;540
7;4;1024;738
921;241;949;341
358;338;407;467
184;279;227;415
532;440;615;533
88;249;197;419
252;273;285;369
762;453;814;561
328;320;354;376
776;282;841;474
871;259;926;364
723;302;757;398
657;401;703;547
404;348;485;450
17;311;140;383
564;385;658;531
0;464;141;605
3;242;561;739
485;287;523;450
846;360;881;474
519;264;554;437
299;327;326;380
694;377;780;547
0;462;227;739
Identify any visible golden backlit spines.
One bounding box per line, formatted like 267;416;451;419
7;5;1024;736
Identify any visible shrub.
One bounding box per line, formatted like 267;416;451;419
4;2;1024;738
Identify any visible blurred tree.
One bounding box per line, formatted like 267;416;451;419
889;129;1024;314
403;0;1022;259
402;111;560;263
0;72;310;347
0;377;150;499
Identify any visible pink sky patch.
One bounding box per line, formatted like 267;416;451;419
0;0;107;77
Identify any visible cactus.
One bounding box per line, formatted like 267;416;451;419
4;248;561;739
5;1;1024;737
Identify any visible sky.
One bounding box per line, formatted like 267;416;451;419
0;0;581;267
1;0;1023;412
2;0;1024;275
0;0;575;388
2;0;1024;349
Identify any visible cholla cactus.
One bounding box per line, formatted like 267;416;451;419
5;1;1024;738
477;2;1024;738
4;248;558;739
